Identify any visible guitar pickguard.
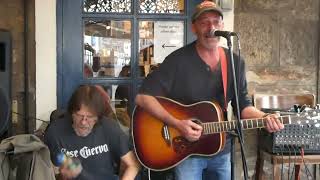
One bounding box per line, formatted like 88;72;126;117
172;136;194;154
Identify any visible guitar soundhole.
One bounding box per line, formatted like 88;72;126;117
173;136;193;154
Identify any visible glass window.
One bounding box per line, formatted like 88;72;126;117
139;0;184;14
83;20;132;78
83;0;131;13
100;84;131;129
138;20;184;77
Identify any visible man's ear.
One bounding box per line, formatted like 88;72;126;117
191;22;196;34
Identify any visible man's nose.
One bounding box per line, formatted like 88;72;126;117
210;23;220;30
80;118;88;125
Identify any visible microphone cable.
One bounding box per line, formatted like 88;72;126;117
289;145;297;180
234;33;241;93
300;147;313;179
148;168;151;180
280;144;284;180
231;32;249;180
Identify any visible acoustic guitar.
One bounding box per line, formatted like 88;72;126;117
131;96;317;171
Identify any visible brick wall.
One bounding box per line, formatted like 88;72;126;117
0;0;36;135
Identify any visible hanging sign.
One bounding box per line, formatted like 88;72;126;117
154;21;184;63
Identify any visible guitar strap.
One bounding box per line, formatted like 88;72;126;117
219;47;228;111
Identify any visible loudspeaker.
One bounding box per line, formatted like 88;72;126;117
0;30;11;137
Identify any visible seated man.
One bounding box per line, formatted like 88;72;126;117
44;85;140;180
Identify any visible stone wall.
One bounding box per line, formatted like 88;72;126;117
0;0;36;135
234;0;319;179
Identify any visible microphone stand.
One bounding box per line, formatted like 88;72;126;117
225;34;249;180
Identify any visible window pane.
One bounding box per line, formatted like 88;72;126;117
139;0;184;14
83;0;131;13
84;20;131;78
139;20;184;77
99;85;131;130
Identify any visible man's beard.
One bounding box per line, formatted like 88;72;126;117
73;124;92;137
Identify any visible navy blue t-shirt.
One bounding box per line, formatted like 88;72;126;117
44;114;130;180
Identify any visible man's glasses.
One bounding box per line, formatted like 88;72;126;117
73;113;98;122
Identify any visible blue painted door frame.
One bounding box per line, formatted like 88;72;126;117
56;0;201;109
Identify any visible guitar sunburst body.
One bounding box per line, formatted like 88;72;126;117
132;97;312;171
132;97;226;171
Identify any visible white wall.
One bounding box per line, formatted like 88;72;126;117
35;0;56;128
220;7;234;48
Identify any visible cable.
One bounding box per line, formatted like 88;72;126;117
289;145;297;180
148;168;151;180
230;33;248;180
287;144;291;180
11;111;49;124
236;34;241;106
280;144;284;180
300;147;313;179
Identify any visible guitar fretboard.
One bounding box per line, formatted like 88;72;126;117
202;115;291;134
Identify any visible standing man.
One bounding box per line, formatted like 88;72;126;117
135;1;284;179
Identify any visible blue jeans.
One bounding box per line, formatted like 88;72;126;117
174;152;231;180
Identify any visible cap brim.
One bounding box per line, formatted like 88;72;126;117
192;8;223;22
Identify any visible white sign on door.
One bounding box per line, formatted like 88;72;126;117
154;21;184;63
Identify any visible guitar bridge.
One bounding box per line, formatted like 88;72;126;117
162;124;172;146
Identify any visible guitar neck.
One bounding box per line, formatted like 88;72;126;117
202;115;292;134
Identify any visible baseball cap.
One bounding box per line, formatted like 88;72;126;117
192;1;223;22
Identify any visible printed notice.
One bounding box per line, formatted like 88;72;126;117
154;21;184;63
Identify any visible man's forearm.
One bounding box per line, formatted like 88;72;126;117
135;94;178;127
241;106;265;119
120;166;140;180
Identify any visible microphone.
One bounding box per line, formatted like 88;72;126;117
207;29;237;39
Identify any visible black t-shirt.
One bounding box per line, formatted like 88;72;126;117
44;114;130;180
140;41;252;116
139;41;252;154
